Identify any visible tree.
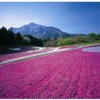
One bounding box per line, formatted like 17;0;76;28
0;27;16;47
88;33;96;42
74;35;87;44
23;35;43;46
7;30;16;46
96;33;100;40
22;36;30;45
57;38;64;46
44;38;57;47
16;33;22;45
0;27;8;47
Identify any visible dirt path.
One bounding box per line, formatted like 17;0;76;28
0;46;78;65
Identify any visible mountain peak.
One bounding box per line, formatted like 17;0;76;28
9;22;69;39
25;22;38;27
28;22;36;25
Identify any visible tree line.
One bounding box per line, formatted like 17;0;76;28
0;26;100;48
43;33;100;46
0;27;43;48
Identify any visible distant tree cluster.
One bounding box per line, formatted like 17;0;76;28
0;27;43;48
87;33;100;42
44;38;58;47
57;35;88;45
43;33;100;46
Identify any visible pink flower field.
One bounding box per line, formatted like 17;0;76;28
59;45;75;49
0;46;100;99
0;52;37;62
0;47;53;62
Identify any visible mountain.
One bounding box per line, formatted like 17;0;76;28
9;23;69;39
69;33;86;37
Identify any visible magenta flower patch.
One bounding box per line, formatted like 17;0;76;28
0;47;100;98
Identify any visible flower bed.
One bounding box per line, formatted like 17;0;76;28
0;51;38;62
59;45;75;49
0;47;52;62
0;47;100;98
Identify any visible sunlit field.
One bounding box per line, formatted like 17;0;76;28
0;44;100;98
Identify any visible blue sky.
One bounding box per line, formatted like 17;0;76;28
0;2;100;34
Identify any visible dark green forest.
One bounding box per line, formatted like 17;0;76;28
0;27;43;48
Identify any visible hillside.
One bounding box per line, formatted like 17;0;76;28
9;23;69;39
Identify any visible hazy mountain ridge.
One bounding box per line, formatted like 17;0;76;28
9;23;69;39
